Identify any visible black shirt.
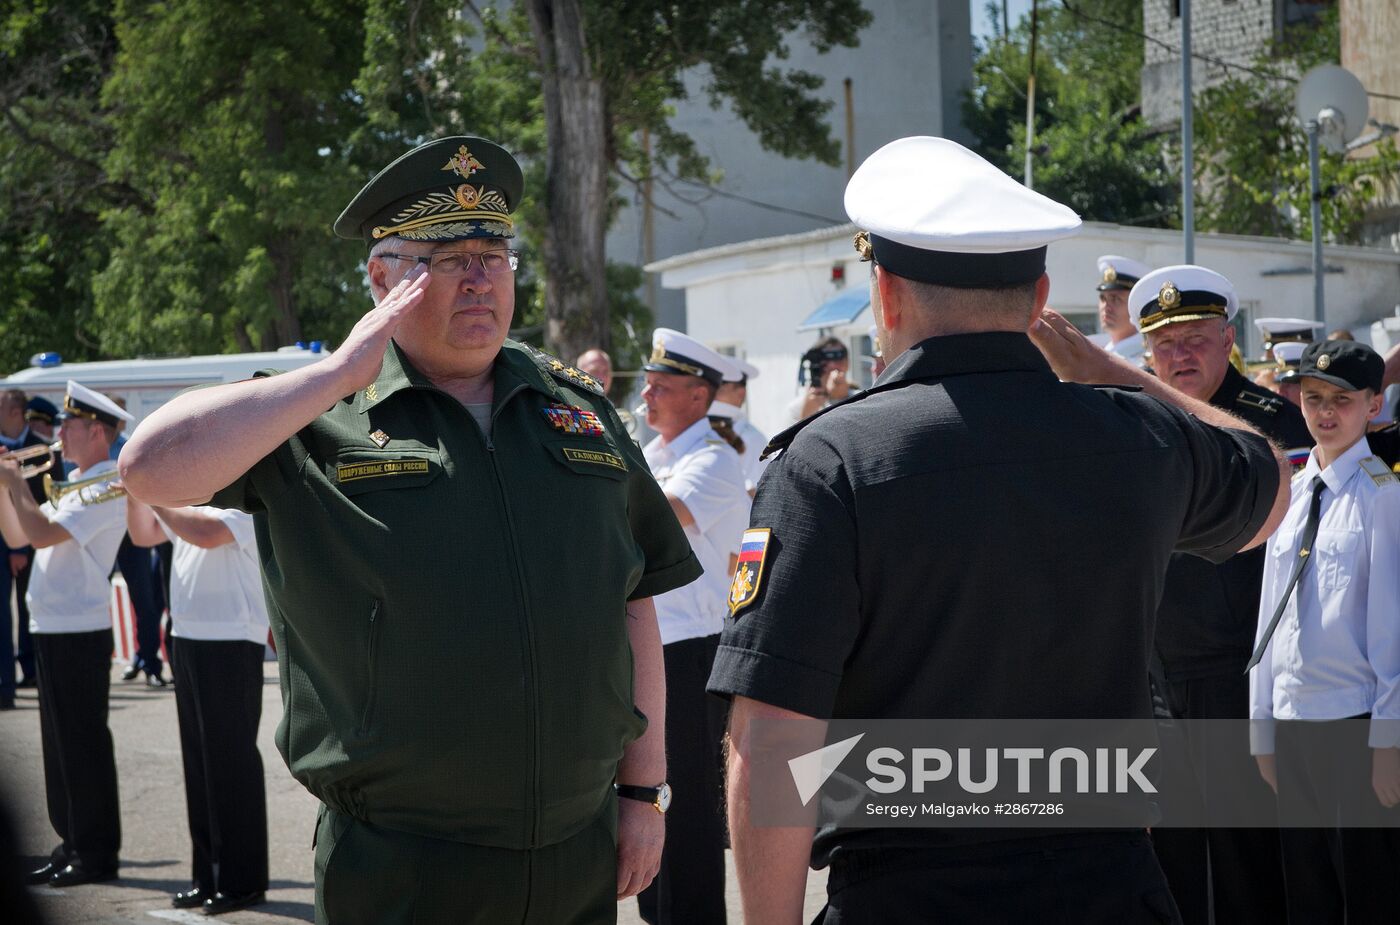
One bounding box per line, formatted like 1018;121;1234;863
1152;367;1313;682
706;333;1279;865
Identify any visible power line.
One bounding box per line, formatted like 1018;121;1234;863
1057;0;1400;103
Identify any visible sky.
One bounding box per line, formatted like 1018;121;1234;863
971;0;1037;43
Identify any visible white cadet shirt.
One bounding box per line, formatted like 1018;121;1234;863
28;459;127;634
1250;436;1400;753
644;418;751;645
160;507;269;645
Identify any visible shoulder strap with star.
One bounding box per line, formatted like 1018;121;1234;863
517;341;606;396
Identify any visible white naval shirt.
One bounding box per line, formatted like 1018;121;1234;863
643;418;751;645
161;508;269;645
1105;331;1146;366
1249;437;1400;753
28;459;127;634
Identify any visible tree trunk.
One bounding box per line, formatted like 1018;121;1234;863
525;0;610;363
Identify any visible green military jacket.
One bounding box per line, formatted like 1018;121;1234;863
211;339;700;849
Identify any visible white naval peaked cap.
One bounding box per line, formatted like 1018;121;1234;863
59;380;134;426
644;328;730;388
1272;341;1308;366
844;136;1081;288
721;357;760;384
1253;317;1324;341
1129;265;1238;334
1096;255;1151;292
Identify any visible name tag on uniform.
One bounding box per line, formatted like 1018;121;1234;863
561;447;626;471
336;459;431;483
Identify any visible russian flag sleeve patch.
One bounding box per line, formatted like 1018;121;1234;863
728;528;772;616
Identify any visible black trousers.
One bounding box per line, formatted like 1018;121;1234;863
816;832;1181;924
171;636;268;895
14;558;35;682
114;536;163;677
1276;718;1400;925
1150;672;1286;925
0;558;13;700
637;633;728;925
33;630;120;866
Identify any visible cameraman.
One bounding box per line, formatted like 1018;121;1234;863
785;337;851;425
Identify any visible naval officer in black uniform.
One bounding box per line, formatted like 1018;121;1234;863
1132;265;1308;925
707;136;1292;924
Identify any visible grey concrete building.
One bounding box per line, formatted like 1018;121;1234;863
612;0;974;331
1142;0;1332;130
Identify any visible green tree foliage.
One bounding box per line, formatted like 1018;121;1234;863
1192;6;1400;243
0;0;866;373
963;0;1174;226
0;0;126;369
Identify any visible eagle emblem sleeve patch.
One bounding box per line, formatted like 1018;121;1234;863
728;528;772;616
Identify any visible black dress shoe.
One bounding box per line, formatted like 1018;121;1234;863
48;860;118;887
120;665;141;682
172;885;210;908
16;676;37;689
202;891;265;915
24;860;66;886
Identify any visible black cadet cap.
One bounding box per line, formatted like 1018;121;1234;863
334;136;524;245
1298;340;1384;393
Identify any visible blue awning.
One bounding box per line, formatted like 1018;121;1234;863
797;288;870;332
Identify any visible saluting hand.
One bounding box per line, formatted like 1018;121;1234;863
1029;307;1131;386
331;266;431;393
615;797;664;900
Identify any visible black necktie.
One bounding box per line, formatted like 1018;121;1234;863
1246;477;1326;672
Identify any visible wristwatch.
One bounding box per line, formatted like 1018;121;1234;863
615;781;672;814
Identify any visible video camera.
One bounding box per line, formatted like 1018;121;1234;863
799;344;849;388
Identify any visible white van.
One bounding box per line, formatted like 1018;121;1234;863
0;345;331;426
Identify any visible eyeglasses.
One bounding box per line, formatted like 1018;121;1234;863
379;249;520;277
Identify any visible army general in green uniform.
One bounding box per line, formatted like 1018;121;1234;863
120;137;700;923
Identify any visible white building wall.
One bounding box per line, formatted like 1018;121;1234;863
608;0;973;330
652;221;1400;436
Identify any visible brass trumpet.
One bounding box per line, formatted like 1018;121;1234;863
43;470;126;506
3;440;62;477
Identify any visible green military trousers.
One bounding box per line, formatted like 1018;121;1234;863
313;796;618;924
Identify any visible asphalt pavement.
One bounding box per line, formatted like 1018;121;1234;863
1;660;827;923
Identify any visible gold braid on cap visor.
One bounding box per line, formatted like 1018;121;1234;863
371;184;513;240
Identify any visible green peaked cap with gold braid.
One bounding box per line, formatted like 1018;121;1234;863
334;136;524;245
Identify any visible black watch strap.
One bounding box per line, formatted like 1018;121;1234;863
615;784;661;803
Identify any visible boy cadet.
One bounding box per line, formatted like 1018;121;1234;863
1249;340;1400;924
637;329;750;925
708;137;1291;924
0;381;132;888
127;501;270;915
120;136;700;922
1093;254;1149;366
1131;266;1301;925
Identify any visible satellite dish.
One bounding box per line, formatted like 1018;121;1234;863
1295;65;1369;154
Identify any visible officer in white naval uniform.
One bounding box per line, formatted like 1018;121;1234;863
1093;254;1150;366
0;381;131;889
637;328;750;925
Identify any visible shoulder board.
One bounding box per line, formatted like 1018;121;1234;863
1234;390;1281;414
705;438;726;447
520;342;606;396
1360;456;1399;487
